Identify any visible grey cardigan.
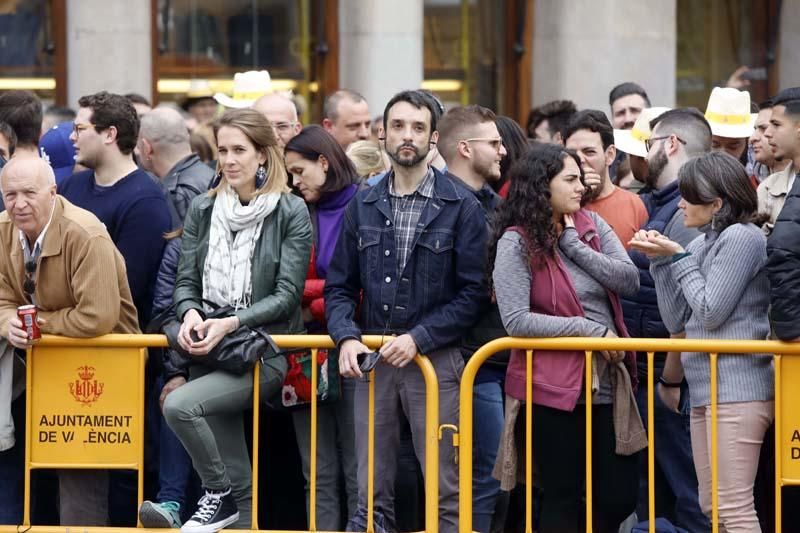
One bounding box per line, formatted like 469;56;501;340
650;223;773;407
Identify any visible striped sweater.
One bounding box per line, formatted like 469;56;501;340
650;222;773;407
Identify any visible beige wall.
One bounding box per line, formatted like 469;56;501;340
67;0;151;107
531;0;676;113
778;0;800;90
338;0;424;116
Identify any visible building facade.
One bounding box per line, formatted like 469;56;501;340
0;0;792;126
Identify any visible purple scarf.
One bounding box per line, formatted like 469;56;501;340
314;184;359;278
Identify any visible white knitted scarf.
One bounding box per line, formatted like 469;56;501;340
203;184;280;310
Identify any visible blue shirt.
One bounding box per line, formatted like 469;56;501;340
58;168;172;326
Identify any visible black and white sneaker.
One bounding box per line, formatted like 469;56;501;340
180;487;239;533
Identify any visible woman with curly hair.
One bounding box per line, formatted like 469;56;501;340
491;143;644;533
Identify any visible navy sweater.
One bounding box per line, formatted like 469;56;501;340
58;168;172;326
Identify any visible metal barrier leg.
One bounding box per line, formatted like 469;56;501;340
137;348;147;527
585;350;593;533
710;352;719;533
775;354;783;533
647;352;656;533
367;368;375;533
525;349;533;533
252;360;262;530
23;346;32;526
309;349;318;532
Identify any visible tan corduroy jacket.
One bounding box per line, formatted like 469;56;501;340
0;196;140;336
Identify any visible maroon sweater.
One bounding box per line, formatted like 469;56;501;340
504;209;637;411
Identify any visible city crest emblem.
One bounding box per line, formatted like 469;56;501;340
69;365;104;405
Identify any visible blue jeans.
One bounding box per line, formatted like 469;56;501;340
635;383;710;532
0;395;24;525
152;375;195;506
472;372;506;533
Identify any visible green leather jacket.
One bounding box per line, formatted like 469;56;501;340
173;192;312;333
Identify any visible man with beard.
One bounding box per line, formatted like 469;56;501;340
608;83;651;189
621;108;712;532
564;110;647;249
325;90;487;533
610;82;651;130
436;105;508;533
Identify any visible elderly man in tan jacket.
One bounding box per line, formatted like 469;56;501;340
0;157;140;526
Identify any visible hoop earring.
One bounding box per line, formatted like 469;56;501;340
255;164;267;189
210;170;223;189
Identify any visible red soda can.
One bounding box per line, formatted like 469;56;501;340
17;305;41;341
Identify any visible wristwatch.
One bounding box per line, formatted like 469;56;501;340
658;376;682;388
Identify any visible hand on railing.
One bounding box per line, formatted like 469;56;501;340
599;329;625;363
380;334;417;368
7;315;46;349
340;338;371;378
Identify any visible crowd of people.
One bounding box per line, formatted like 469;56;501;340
0;72;798;533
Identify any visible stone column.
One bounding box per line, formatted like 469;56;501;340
531;0;676;111
338;0;424;115
778;0;800;90
66;0;151;107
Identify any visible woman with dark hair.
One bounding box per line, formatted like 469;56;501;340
161;108;311;533
631;151;772;532
491;143;643;533
493;116;529;197
283;124;360;531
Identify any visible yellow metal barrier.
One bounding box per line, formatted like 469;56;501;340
459;337;800;533
4;334;441;533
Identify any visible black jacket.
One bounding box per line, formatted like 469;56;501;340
445;172;509;368
767;175;800;340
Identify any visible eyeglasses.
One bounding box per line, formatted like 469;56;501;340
462;137;504;151
23;260;36;299
645;134;687;153
72;123;94;137
271;121;297;133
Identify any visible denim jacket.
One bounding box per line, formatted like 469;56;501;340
324;167;489;354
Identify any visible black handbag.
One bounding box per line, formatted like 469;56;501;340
162;301;280;375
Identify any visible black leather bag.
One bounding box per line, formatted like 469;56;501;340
162;301;280;375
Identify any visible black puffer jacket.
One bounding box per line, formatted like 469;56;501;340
152;238;182;318
148;237;184;379
767;178;800;340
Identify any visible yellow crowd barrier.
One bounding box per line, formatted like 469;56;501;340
3;334;441;533
459;337;800;533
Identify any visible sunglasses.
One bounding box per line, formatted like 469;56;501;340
23;260;36;299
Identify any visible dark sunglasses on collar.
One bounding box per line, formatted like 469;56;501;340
23;260;36;298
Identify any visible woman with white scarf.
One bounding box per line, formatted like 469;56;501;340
162;108;312;533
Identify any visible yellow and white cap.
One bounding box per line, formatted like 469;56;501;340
213;70;272;109
704;86;756;139
613;107;671;158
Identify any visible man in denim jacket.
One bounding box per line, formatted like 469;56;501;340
325;90;488;533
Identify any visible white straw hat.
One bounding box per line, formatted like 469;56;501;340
613;107;671;158
704;87;756;138
213;70;272;109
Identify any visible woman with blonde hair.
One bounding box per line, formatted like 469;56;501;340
346;139;388;179
161;108;312;533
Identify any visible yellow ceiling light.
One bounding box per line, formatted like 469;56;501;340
421;79;463;92
0;78;56;90
157;78;299;94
